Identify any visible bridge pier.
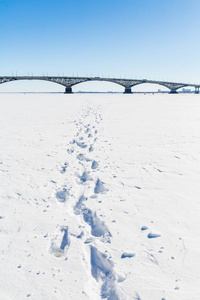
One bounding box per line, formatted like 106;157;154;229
195;87;199;94
124;87;132;94
64;87;73;93
169;89;178;94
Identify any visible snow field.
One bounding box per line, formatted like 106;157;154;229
0;93;200;299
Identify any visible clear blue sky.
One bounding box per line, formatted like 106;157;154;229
1;0;200;92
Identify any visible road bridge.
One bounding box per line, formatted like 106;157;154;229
0;76;199;94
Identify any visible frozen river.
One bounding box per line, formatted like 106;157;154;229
0;93;200;299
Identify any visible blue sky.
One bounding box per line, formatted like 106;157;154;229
1;0;200;92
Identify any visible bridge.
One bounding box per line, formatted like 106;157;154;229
0;76;199;94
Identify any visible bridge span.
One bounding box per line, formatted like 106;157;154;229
0;76;199;94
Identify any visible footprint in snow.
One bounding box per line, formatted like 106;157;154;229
91;160;99;169
76;154;91;162
55;188;69;203
90;246;127;298
89;145;94;152
90;246;119;299
76;141;87;149
82;208;112;242
74;195;87;215
94;178;108;194
79;171;91;183
50;226;70;258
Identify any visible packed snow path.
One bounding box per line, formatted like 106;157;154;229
0;94;200;300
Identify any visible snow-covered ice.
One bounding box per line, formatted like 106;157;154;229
0;93;200;299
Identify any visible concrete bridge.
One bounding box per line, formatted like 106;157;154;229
0;76;199;94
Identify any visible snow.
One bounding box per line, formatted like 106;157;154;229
0;93;200;299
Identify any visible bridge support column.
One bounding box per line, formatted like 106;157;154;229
124;87;132;94
195;87;199;94
64;87;73;94
169;89;178;94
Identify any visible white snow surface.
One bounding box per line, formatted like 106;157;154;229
0;93;200;300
